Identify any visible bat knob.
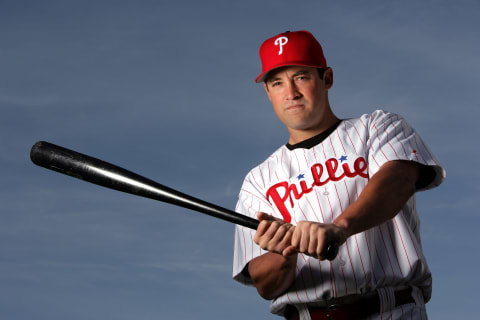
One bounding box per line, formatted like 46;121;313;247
325;241;339;261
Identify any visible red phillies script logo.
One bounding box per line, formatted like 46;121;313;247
266;157;368;223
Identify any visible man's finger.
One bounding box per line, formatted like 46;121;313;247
291;226;301;248
282;245;298;257
317;237;327;260
257;211;275;221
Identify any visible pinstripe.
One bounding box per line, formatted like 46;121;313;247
328;135;338;157
336;127;348;154
259;165;266;189
293;266;305;304
325;192;342;294
393;217;412;269
303;149;309;168
373;230;388;280
364;231;379;283
303;150;322;223
241;227;247;268
297;202;311;226
416;134;435;164
305;196;322;223
293;150;301;173
349;177;368;285
386;222;405;274
399;213;421;260
369;144;382;169
344;121;359;155
400;120;420;162
312;143;320;163
353;120;367;150
334;183;344;213
306;258;320;299
334;181;359;294
249;230;254;262
240;189;271;207
321;140;328;158
280;148;289;178
250;169;264;190
373;123;391;162
378;226;396;280
354;234;368;282
288;148;292;177
384;115;401;159
249;198;255;262
267;160;272;185
359;116;368;129
344;240;358;292
296;263;312;301
314;188;327;223
393;114;409;158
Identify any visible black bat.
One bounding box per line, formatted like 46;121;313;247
30;141;339;260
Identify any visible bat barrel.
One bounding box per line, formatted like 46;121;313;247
30;141;260;230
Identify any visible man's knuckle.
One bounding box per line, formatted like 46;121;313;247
272;220;282;228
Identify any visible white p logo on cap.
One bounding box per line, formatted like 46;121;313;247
274;36;288;55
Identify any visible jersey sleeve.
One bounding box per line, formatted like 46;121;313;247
366;110;446;190
232;169;275;286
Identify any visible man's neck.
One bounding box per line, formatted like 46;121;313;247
287;114;340;145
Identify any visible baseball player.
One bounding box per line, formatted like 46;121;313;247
232;30;446;320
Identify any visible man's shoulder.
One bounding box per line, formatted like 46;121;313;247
343;109;406;128
346;109;400;121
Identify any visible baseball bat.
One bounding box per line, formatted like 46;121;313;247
30;141;339;260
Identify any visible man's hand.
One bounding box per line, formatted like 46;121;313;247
254;212;347;260
292;221;347;260
254;212;297;257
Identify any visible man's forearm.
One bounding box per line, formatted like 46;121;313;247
248;252;297;300
333;160;420;238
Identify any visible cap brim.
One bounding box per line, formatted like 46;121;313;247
255;62;326;83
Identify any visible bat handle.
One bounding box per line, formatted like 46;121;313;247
325;241;339;261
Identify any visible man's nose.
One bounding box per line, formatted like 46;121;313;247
285;81;301;100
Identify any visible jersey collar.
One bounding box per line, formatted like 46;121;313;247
286;120;342;150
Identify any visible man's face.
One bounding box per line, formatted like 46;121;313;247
264;66;333;134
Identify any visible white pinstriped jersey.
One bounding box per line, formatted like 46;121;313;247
232;110;446;318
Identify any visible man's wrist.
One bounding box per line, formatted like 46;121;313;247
332;217;351;242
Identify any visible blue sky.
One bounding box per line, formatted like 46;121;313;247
1;0;479;319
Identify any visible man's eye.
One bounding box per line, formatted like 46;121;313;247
271;81;281;87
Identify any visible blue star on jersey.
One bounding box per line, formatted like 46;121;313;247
339;155;348;162
297;173;305;180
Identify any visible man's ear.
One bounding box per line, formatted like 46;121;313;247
323;67;333;89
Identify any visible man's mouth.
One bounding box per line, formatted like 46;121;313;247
285;104;305;111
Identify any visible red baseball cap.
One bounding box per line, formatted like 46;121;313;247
255;30;327;83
